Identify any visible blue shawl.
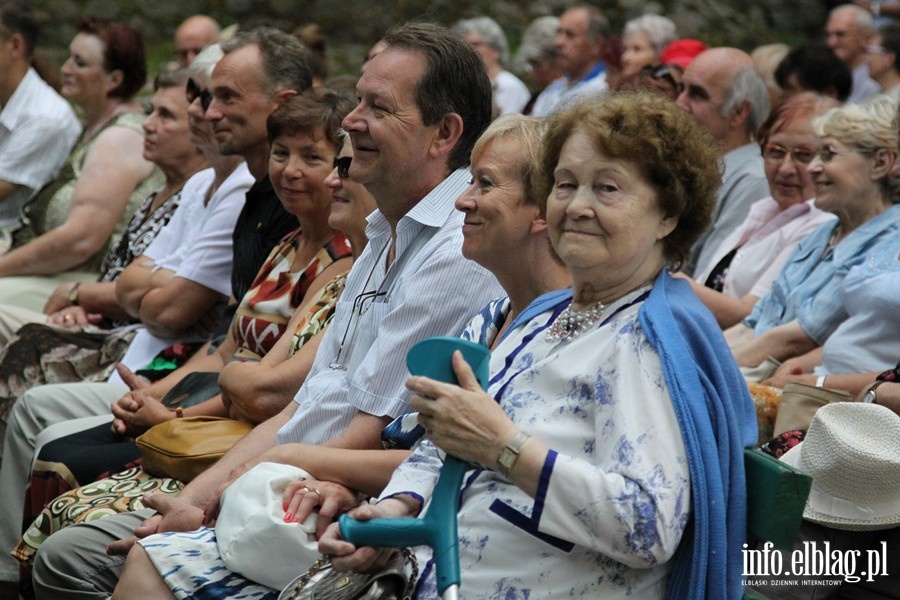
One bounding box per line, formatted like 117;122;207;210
504;275;755;597
639;271;756;600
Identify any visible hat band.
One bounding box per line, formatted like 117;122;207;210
806;485;900;523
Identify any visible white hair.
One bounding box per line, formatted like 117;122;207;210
187;43;223;80
453;16;510;66
623;14;677;55
721;67;771;135
830;3;874;33
515;16;560;71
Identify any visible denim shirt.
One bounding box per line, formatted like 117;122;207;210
744;204;900;342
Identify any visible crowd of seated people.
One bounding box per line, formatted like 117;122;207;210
1;3;900;599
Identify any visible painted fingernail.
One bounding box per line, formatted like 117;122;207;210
283;502;288;511
284;513;293;523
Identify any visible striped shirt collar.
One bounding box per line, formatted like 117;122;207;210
364;168;471;242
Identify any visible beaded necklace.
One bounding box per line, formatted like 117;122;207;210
545;277;656;343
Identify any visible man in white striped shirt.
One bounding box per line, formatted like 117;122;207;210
0;4;81;252
32;22;504;598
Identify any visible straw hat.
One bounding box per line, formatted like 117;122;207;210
781;402;900;531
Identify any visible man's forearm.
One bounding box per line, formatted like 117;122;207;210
179;407;290;506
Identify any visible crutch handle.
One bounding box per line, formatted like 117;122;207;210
338;514;428;547
340;337;491;597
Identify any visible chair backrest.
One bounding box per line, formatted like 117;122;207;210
744;448;812;550
742;448;812;600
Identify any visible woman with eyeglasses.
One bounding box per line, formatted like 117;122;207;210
112;114;573;600
0;58;219;600
316;93;753;600
0;46;236;408
0;17;163;310
676;93;837;329
727;94;900;374
8;89;368;572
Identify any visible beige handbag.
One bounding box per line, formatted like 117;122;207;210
740;356;781;384
136;416;253;482
773;381;852;437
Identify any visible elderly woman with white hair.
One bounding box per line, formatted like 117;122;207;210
728;94;900;372
454;16;530;115
620;14;678;79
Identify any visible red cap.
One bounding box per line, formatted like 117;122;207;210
660;39;708;69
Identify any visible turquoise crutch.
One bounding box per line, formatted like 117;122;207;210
339;336;491;600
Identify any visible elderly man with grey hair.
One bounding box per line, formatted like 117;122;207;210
676;47;771;279
454;16;530;115
531;4;611;116
828;3;881;102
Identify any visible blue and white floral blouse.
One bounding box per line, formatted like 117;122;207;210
381;286;691;599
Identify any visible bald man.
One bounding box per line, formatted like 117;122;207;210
174;15;220;67
676;47;771;279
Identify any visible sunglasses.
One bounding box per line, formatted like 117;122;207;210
641;64;684;93
333;156;352;179
185;78;213;112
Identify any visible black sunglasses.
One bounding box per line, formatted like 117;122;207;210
186;78;213;112
333;156;352;179
641;64;684;94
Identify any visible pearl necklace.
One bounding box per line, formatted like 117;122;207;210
545;301;606;342
546;279;656;343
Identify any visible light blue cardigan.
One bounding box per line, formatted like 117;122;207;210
640;271;757;600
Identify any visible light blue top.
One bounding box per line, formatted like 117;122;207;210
819;232;900;374
744;205;900;343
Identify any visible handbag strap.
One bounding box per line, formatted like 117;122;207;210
283;555;332;599
284;549;418;600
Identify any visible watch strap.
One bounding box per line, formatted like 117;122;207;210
864;380;887;404
496;431;530;478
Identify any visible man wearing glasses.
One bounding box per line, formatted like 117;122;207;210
676;47;771;280
32;23;502;599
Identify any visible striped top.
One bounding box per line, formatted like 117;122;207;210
277;169;503;445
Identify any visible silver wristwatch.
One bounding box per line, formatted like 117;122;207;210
863;381;886;404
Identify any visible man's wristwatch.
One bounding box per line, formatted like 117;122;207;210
496;431;531;478
863;381;887;404
67;282;81;306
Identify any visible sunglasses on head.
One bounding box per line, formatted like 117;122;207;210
185;78;213;112
641;64;684;93
333;156;351;179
